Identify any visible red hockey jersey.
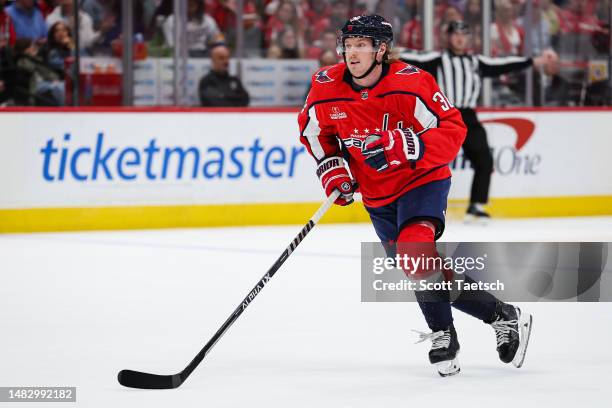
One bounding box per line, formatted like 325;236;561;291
298;61;466;208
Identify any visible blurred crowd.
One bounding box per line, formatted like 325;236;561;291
395;0;609;54
0;0;610;106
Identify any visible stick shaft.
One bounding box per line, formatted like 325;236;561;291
179;191;340;381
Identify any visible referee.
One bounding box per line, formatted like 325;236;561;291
400;21;556;221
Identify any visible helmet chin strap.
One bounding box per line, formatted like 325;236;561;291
352;55;381;79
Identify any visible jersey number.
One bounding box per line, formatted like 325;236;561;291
433;91;453;111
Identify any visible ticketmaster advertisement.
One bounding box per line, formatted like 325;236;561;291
0;110;611;211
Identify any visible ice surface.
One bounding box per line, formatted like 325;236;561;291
1;217;611;407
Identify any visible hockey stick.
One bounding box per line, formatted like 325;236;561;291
118;189;341;389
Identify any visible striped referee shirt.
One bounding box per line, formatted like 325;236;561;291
400;50;533;109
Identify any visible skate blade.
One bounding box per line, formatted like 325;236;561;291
512;312;533;368
435;357;461;377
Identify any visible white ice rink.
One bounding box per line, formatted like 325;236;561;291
1;217;612;407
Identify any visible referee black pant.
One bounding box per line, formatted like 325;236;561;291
459;108;493;205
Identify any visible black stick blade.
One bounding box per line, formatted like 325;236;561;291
118;370;182;389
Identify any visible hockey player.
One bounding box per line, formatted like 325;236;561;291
298;14;532;377
400;20;558;221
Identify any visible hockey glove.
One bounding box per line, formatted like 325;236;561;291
316;156;354;206
361;128;424;172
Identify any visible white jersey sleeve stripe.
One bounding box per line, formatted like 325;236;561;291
414;98;438;130
303;105;326;160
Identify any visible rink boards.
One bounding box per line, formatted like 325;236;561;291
1;108;611;232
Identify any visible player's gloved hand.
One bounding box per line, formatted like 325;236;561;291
361;128;424;172
316;156;354;206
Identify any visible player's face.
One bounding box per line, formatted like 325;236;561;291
343;37;383;78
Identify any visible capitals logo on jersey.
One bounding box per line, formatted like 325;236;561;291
315;69;334;83
397;65;419;76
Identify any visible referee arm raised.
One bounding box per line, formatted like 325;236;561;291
400;21;557;221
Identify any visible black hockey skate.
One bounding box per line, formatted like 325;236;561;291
414;324;460;377
488;302;533;368
465;203;490;224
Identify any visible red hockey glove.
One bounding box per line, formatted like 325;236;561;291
316;156;354;206
362;128;424;172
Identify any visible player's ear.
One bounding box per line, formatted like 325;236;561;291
377;42;387;62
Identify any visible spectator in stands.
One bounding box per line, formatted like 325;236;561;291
141;0;157;29
37;0;56;18
0;54;9;104
13;37;64;105
93;1;147;56
163;0;221;57
556;0;609;105
0;0;15;104
45;21;73;72
81;0;111;31
210;0;256;34
264;0;280;17
328;0;349;30
558;0;607;42
304;0;331;23
540;0;561;48
264;0;304;49
306;28;337;59
463;0;481;27
267;27;303;59
45;0;101;51
490;0;524;56
519;1;552;55
399;0;461;50
198;44;249;106
146;0;172;55
241;8;263;57
394;0;419;34
1;0;16;47
318;48;338;67
210;0;262;56
5;0;48;42
464;0;482;52
304;0;331;43
399;0;423;50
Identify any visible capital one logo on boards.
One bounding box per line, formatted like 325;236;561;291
450;117;541;176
